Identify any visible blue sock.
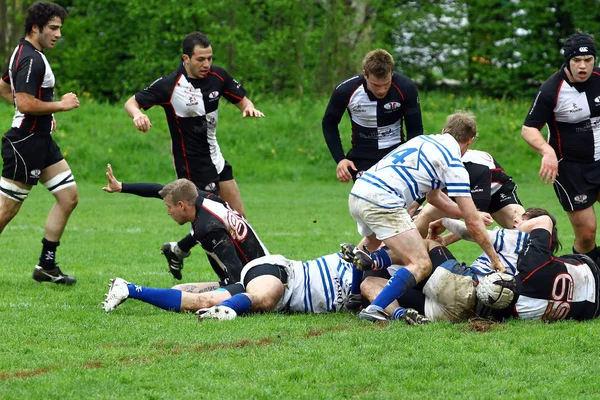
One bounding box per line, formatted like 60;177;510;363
351;265;363;295
371;248;392;270
219;293;252;315
372;268;417;309
391;307;407;320
127;284;182;312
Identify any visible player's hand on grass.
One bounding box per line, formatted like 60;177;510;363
102;163;122;193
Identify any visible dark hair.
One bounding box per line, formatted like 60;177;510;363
182;32;211;57
523;207;562;253
25;2;67;35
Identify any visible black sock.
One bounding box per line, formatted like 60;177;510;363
39;238;60;270
177;234;196;253
573;245;600;264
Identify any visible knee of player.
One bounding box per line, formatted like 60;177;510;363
414;257;432;280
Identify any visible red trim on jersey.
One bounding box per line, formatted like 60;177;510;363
521;259;553;284
552;80;564;157
223;91;243;101
202;203;251;263
391;82;405;101
208;70;224;82
29;83;43;132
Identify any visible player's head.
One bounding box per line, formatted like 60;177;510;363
25;2;67;48
522;207;562;253
362;49;395;99
159;179;199;225
442;110;478;150
563;32;596;83
182;32;212;79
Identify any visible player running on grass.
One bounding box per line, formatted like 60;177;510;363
102;164;268;284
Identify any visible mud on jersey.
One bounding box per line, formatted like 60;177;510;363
523;67;600;162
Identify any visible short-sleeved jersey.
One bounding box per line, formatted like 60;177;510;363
523;67;600;162
241;253;354;314
350;134;471;209
193;195;268;283
3;39;55;135
511;229;600;321
322;72;423;165
470;227;529;276
134;63;247;175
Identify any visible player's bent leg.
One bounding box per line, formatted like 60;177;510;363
384;230;432;282
181;290;233;312
172;282;221;293
245;274;285;312
491;204;526;229
567;207;598;254
0;177;31;233
218;179;246;218
41;161;78;241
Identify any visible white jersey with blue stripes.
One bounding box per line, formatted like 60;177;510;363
350;134;472;208
470;227;529;276
287;253;354;313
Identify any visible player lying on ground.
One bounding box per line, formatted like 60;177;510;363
102;164;268;284
359;207;600;322
102;251;428;324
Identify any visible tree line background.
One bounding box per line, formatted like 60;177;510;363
1;0;600;102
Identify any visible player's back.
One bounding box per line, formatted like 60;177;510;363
471;227;529;276
350;134;469;208
287;253;353;314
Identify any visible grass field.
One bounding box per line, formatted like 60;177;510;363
1;177;600;399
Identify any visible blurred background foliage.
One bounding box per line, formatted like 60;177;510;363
2;0;599;102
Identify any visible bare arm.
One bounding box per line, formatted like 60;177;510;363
0;80;12;103
124;96;152;132
15;91;79;115
426;190;462;218
522;125;558;184
455;196;505;272
235;96;264;118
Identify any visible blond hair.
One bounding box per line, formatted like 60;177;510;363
362;49;395;78
442;111;478;143
158;179;198;205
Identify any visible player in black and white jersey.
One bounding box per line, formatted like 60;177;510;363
102;165;268;284
322;49;423;183
124;32;263;218
522;32;600;266
0;2;79;285
414;149;524;240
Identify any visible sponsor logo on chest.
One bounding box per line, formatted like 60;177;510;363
383;101;401;111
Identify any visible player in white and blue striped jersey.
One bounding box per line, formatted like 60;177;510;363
346;111;505;323
103;252;368;318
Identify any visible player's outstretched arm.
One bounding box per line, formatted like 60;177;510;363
102;163;122;193
236;97;264;118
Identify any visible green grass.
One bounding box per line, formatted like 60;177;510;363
1;179;598;399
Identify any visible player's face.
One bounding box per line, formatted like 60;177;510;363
568;55;595;83
364;72;392;99
35;17;63;50
184;45;213;79
164;198;187;225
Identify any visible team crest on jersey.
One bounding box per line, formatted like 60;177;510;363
205;182;217;192
383;101;401;111
574;194;588;204
208;91;220;100
595;96;600;104
30;169;41;179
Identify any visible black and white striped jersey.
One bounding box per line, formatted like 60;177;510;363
2;39;55;135
322;72;423;166
134;63;247;177
523;67;600;162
